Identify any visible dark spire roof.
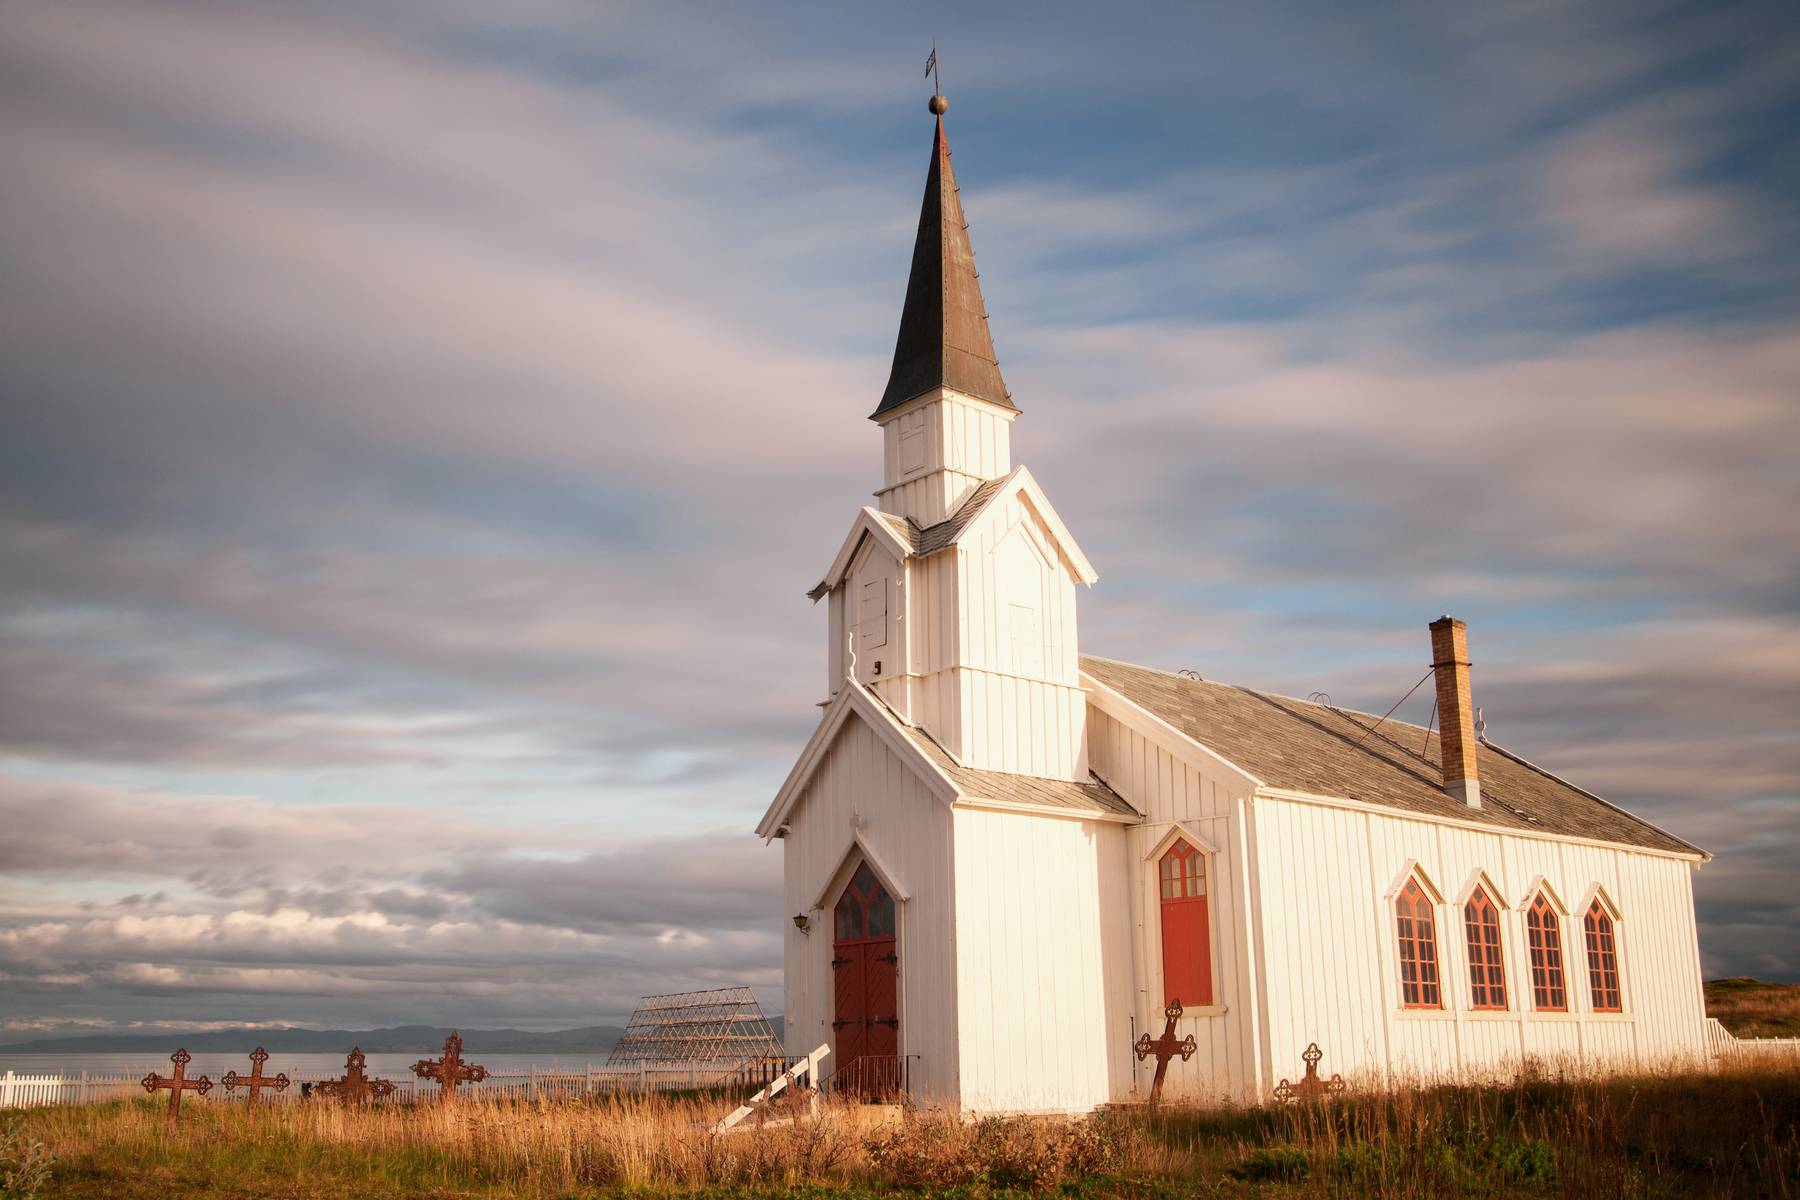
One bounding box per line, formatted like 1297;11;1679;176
872;112;1016;419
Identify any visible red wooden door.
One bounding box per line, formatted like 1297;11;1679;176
1158;839;1214;1007
832;862;898;1097
832;941;869;1067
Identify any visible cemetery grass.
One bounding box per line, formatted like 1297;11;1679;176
12;1057;1799;1200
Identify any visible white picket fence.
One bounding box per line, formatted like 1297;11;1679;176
1705;1017;1800;1061
0;1061;778;1110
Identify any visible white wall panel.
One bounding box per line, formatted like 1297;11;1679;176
1253;795;1709;1094
951;807;1133;1112
1086;705;1257;1102
781;712;961;1102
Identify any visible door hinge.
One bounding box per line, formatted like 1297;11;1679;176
831;1019;852;1030
874;1017;900;1028
877;953;898;963
831;957;852;967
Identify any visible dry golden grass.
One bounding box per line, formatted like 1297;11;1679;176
9;1056;1799;1198
1707;976;1800;1038
17;1090;874;1197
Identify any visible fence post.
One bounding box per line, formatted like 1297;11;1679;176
584;1061;593;1097
81;1070;89;1105
2;1070;13;1108
530;1065;538;1103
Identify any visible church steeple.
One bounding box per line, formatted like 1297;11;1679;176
873;96;1015;419
811;91;1094;780
870;96;1019;529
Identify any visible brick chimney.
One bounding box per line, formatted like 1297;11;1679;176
1428;616;1481;809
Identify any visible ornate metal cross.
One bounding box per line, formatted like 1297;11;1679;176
1133;999;1197;1105
222;1046;289;1107
411;1030;488;1102
141;1048;212;1127
1273;1042;1346;1104
315;1047;396;1106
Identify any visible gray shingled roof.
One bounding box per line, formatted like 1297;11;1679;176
897;719;1138;819
1082;655;1700;857
870;477;1005;559
920;478;1003;553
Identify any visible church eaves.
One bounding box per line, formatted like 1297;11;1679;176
873;107;1016;419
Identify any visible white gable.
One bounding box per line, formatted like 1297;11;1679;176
949;466;1097;586
810;507;913;600
756;680;958;840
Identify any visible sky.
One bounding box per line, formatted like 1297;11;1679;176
2;0;1797;1039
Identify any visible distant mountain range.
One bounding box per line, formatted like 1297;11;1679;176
0;1024;629;1054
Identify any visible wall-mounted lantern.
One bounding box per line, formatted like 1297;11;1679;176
793;913;812;935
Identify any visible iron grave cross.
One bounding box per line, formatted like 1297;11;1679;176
1273;1042;1346;1105
1132;999;1198;1106
316;1047;397;1106
411;1030;488;1102
141;1048;212;1127
221;1046;289;1107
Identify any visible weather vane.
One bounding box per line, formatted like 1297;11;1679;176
926;41;946;114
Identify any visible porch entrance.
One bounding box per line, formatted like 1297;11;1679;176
831;861;899;1097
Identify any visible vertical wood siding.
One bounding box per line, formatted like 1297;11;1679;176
951;807;1133;1112
1085;706;1259;1102
879;471;985;529
942;492;1086;779
781;713;961;1103
877;393;1012;526
1252;796;1708;1092
889;488;1088;780
847;541;900;698
826;586;844;698
880;393;1012;490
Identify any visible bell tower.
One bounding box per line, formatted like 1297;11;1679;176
816;92;1096;782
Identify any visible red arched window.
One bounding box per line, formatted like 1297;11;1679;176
1158;839;1213;1007
1396;878;1441;1009
1464;887;1507;1011
1583;899;1622;1012
1526;893;1567;1011
834;862;894;941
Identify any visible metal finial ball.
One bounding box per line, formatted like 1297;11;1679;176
928;94;948;115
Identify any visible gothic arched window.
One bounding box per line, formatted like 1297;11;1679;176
834;862;895;942
1526;892;1568;1011
1464;886;1508;1011
1583;899;1622;1013
1396;877;1441;1009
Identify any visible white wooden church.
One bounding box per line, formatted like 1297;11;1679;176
756;97;1712;1112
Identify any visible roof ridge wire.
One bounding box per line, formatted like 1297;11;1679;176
1330;703;1437;771
1352;669;1434;749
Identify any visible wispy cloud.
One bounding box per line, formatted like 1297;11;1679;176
0;0;1795;1034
